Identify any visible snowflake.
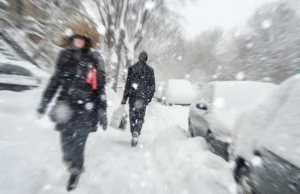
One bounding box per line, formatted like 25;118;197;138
132;83;138;90
131;14;137;20
246;43;253;49
145;1;156;10
141;182;146;187
85;102;94;110
236;72;245;80
177;56;183;61
64;28;73;37
212;74;218;79
251;156;263;167
261;20;272;29
97;25;106;36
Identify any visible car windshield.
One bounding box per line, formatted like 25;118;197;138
213;82;275;110
0;64;33;77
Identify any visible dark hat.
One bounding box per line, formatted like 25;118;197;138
138;51;148;62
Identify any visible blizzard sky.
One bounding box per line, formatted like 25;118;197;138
167;0;277;38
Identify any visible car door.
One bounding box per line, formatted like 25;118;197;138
190;84;213;137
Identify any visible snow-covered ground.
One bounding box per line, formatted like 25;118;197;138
0;88;236;194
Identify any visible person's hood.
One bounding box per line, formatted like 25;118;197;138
138;51;148;62
59;23;100;49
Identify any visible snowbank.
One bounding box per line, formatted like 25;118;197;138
0;88;236;194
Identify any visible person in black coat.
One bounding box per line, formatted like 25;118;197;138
37;23;107;191
121;51;155;146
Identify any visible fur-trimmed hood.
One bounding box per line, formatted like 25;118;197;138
59;23;100;48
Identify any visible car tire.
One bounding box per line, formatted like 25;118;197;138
206;131;215;152
235;163;254;194
188;120;195;137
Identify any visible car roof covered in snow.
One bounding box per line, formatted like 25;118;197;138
204;81;276;110
234;75;300;168
207;81;275;92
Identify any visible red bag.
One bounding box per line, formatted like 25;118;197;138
86;67;97;90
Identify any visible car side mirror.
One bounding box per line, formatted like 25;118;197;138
196;102;208;111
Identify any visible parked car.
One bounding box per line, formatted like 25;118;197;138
231;75;300;194
155;81;165;102
162;79;196;106
188;81;275;161
0;34;46;92
0;61;43;91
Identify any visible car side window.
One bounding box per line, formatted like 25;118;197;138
0;64;33;77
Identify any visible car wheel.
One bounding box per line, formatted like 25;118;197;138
239;166;253;194
235;161;254;194
188;120;195;137
206;131;215;152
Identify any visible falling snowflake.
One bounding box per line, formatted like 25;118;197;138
251;156;263;167
64;28;73;37
124;69;128;73
213;98;225;108
101;95;107;101
141;182;146;187
236;72;245;80
145;1;156;10
144;152;151;158
261;19;272;29
97;25;106;36
42;184;52;191
77;100;84;104
212;74;218;79
131;14;137;20
246;43;253;49
132;83;138;90
177;56;183;61
85;102;94;110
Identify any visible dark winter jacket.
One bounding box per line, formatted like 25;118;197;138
122;51;155;104
38;48;107;133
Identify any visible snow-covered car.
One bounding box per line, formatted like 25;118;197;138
188;81;275;161
162;79;196;105
0;61;43;91
0;34;46;91
231;75;300;194
155;81;165;102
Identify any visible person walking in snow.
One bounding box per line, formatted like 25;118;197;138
37;23;107;191
121;51;155;147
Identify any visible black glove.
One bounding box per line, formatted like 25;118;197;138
121;99;127;105
99;110;108;131
37;105;46;118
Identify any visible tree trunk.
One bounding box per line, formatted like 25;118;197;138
113;51;122;92
15;0;24;28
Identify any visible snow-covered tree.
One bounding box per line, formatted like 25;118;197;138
88;0;169;91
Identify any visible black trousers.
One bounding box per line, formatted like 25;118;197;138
129;99;147;135
60;131;89;174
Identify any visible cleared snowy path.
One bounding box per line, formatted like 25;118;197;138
0;89;236;194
